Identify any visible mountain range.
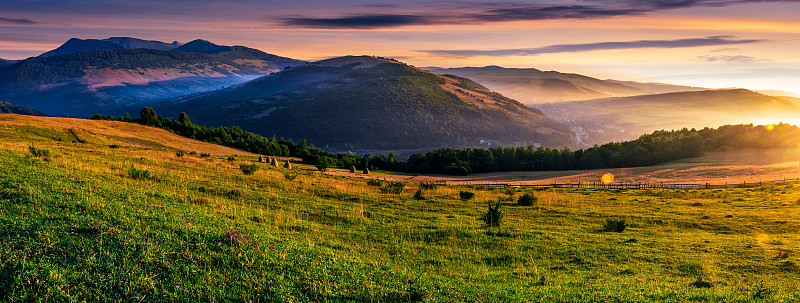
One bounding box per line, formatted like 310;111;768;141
0;38;303;117
539;89;800;146
425;66;707;104
157;56;575;151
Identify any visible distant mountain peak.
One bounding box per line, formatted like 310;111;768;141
39;38;125;57
172;39;232;54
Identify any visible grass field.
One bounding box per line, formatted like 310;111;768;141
1;113;800;302
329;148;800;187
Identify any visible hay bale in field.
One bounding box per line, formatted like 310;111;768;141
271;158;279;167
284;161;292;169
363;167;370;175
258;155;264;162
350;165;357;173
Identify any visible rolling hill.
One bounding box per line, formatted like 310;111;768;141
2;113;800;301
540;89;800;146
0;100;45;116
425;66;706;104
160;56;576;151
0;38;303;117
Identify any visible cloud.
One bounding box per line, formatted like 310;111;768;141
421;36;765;57
0;17;39;25
281;14;430;29
699;55;761;63
278;0;800;29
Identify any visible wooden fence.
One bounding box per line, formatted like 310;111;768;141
429;177;800;190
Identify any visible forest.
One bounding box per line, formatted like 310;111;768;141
92;109;800;175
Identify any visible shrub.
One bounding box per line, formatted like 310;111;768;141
283;172;299;181
315;156;331;172
189;151;197;156
380;181;406;194
28;145;50;157
367;179;383;187
240;164;259;175
227;156;235;162
459;190;475;200
480;200;504;227
109;144;120;148
517;193;538;207
603;218;628;232
419;182;439;190
128;166;151;180
221;228;249;246
175;151;185;157
200;153;211;158
413;189;425;200
228;189;243;197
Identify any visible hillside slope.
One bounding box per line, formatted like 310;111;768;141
426;66;705;104
0;101;45;116
0;114;253;155
1;114;799;301
0;39;303;117
162;56;575;151
540;89;800;146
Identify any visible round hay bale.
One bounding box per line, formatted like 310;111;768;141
363;167;370;175
284;161;292;169
350;165;357;173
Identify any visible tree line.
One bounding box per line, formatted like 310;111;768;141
92;108;799;175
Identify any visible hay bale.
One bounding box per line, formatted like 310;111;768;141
350;165;357;173
271;158;279;167
363;167;370;175
284;161;292;169
258;155;264;162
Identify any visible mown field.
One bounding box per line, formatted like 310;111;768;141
1;114;799;302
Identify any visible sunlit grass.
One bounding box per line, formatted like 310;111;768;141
1;115;800;302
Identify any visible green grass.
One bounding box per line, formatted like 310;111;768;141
2;122;800;302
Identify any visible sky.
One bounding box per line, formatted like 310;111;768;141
1;0;800;95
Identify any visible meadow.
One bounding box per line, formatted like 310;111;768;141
1;114;799;302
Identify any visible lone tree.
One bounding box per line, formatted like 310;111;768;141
178;112;191;125
140;107;158;126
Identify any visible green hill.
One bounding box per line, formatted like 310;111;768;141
161;56;575;151
0;100;45;116
2;114;800;301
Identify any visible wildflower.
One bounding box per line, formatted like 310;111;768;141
406;279;413;283
42;157;51;162
540;274;547;283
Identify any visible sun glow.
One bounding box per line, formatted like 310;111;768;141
601;173;615;184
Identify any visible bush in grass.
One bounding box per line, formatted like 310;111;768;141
315;156;331;172
128;166;151;180
459;190;475;200
517;193;538;207
413;189;425;200
227;156;235;162
419;182;439;190
283;172;299;181
109;144;120;148
28;145;50;157
221;228;249;246
603;218;628;232
380;181;406;194
200;153;211;158
175;151;185;157
240;164;259;175
367;179;383;187
228;189;243;198
480;200;504;227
